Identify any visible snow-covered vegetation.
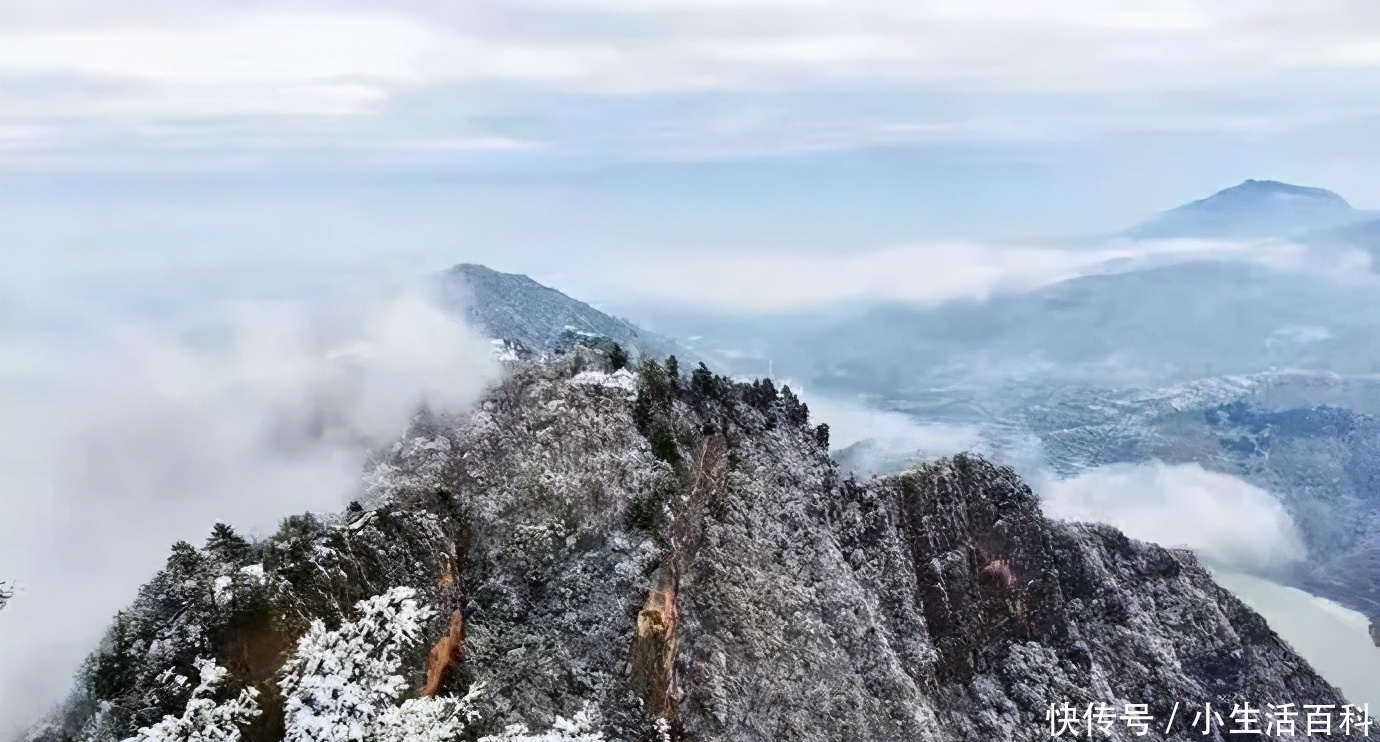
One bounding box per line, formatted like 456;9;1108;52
122;585;606;742
278;587;473;742
122;660;260;742
24;346;1353;742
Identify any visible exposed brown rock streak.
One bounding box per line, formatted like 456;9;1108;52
632;566;680;724
420;609;467;698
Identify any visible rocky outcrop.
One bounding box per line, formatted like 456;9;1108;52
32;350;1354;741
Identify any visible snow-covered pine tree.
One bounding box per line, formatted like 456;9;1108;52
274;586;605;742
121;659;260;742
278;586;477;742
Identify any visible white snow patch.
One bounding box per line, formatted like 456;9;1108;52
570;369;635;392
492;339;521;362
280;586;478;742
211;576;233;606
478;703;605;741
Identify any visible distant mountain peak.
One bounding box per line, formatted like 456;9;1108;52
437;262;702;364
1209;179;1351;207
451;262;544;286
1125;179;1369;240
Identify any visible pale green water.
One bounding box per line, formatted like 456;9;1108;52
1212;570;1380;711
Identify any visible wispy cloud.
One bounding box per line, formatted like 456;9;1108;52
582;237;1375;312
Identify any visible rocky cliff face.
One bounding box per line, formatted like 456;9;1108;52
29;349;1355;741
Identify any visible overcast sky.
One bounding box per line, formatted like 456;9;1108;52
4;0;1380;241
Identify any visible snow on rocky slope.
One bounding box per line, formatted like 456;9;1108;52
27;348;1356;741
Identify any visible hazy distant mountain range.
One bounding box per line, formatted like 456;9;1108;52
625;180;1380;397
425;181;1380;644
628;259;1380;404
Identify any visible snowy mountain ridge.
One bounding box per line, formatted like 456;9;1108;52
26;347;1353;741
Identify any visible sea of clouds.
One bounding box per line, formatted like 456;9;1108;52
0;267;499;731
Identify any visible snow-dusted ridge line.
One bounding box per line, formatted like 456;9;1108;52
29;348;1350;742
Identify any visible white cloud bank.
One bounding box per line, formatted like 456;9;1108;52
0;288;499;734
801;393;983;465
1038;461;1307;574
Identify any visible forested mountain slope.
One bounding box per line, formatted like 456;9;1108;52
27;349;1353;742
